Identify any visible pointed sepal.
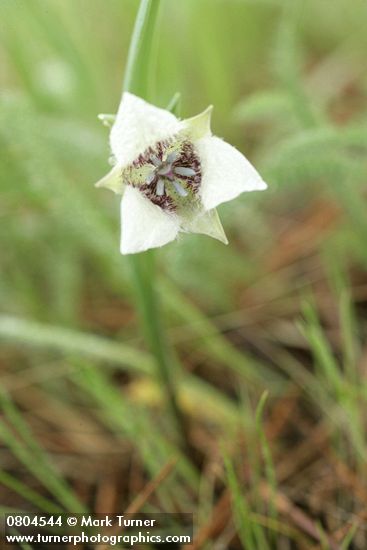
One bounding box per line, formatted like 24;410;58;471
98;113;116;128
95;164;124;194
181;105;213;140
182;208;228;244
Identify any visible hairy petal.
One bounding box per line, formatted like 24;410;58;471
196;136;267;210
110;93;181;168
120;187;180;254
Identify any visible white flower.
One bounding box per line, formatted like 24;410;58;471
96;92;267;255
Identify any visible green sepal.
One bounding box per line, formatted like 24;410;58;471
166;92;181;116
98;113;117;128
181;105;213;140
182;208;228;244
95;164;124;194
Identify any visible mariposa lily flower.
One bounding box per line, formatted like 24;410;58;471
96;93;267;254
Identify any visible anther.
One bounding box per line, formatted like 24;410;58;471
156;178;165;196
173;181;188;197
174;166;196;177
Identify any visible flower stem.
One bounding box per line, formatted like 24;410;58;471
122;0;187;447
123;0;160;98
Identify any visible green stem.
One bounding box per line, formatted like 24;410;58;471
123;0;160;97
122;0;187;446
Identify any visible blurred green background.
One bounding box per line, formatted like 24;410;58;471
1;0;367;548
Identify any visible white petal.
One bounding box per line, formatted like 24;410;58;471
110;92;181;168
196;136;267;210
120;186;180;254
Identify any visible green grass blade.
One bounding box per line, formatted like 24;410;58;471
0;393;85;512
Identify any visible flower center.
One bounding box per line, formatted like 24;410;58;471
126;138;201;212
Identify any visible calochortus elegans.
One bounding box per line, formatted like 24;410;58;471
96;93;267;254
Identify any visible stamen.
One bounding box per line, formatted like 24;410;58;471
150;155;161;166
173;181;188;197
156;178;165;196
165;151;179;164
174;166;196;177
145;171;156;185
